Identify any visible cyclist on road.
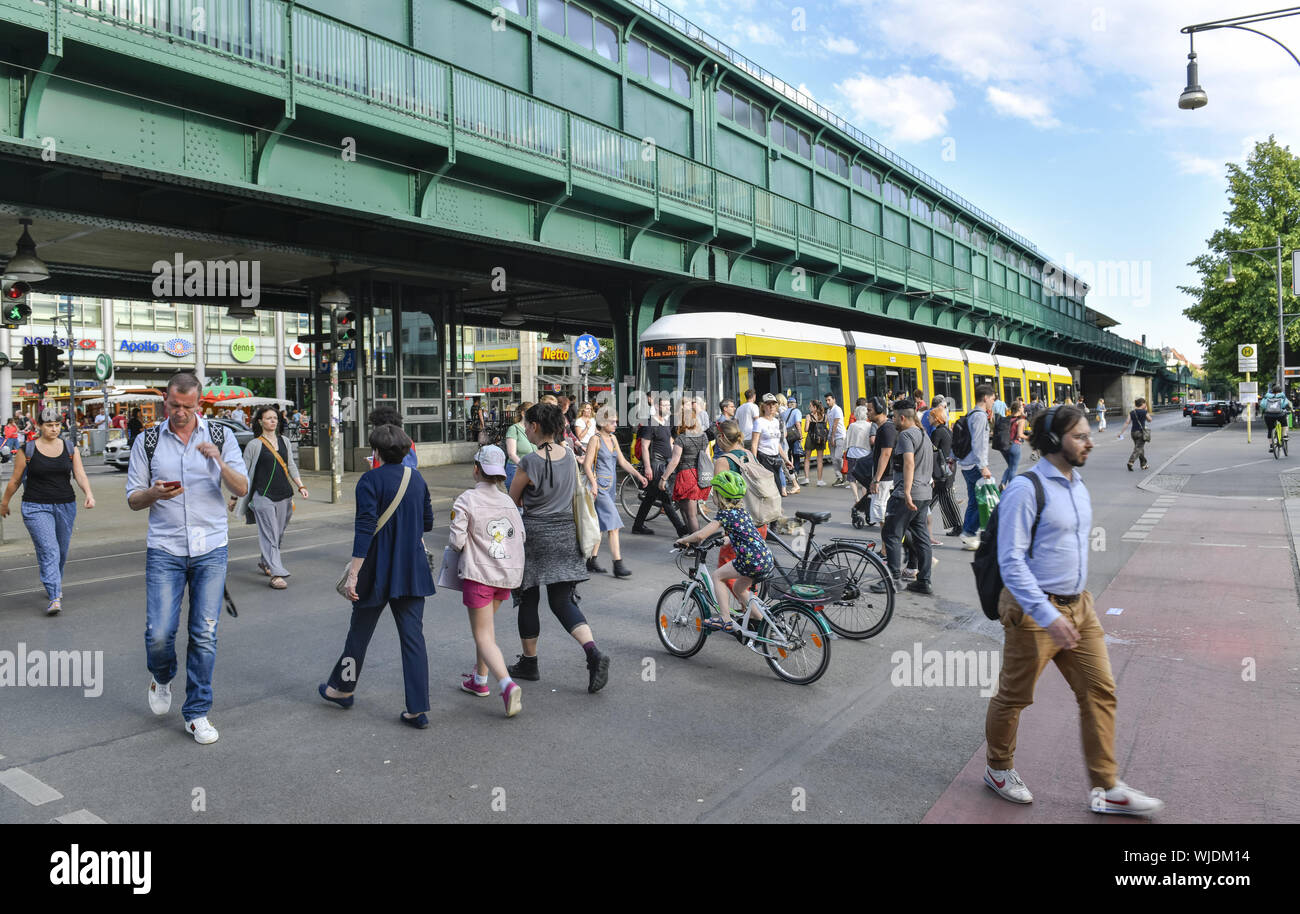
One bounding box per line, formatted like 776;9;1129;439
1260;384;1292;447
673;470;774;633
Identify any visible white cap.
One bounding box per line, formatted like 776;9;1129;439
476;445;507;476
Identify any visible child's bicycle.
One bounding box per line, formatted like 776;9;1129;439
654;534;834;684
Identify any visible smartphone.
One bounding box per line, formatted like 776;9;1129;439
161;481;182;489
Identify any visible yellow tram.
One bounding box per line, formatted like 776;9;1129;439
638;313;1075;418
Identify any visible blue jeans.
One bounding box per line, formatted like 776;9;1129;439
961;466;984;536
145;545;228;721
22;501;76;601
1000;443;1021;488
504;461;517;489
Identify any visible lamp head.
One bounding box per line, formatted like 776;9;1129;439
1178;51;1208;110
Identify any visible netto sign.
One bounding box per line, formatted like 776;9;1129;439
541;346;570;361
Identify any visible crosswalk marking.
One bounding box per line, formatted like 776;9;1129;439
0;768;64;806
55;809;107;824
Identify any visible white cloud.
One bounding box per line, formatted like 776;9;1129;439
1171;151;1223;178
824;35;860;54
985;86;1061;128
835;71;956;143
739;22;784;46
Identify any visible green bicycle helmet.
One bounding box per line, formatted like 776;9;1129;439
710;469;747;500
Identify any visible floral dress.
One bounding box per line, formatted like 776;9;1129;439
716;506;774;579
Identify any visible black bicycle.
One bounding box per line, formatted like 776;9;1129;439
762;510;894;640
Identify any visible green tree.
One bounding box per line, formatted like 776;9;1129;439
591;337;616;379
1180;136;1300;385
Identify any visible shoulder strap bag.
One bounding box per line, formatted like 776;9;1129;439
337;467;411;599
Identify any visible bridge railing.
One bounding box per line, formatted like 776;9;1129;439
36;0;1163;368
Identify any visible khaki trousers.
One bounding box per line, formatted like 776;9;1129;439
985;588;1119;789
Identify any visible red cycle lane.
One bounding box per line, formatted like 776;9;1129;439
923;494;1300;824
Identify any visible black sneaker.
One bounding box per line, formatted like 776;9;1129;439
630;526;656;535
508;654;540;681
586;650;610;693
906;581;934;595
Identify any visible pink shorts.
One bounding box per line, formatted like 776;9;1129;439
462;580;512;609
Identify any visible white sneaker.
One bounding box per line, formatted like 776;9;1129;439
984;766;1033;804
184;716;219;745
148;677;172;716
1090;781;1164;817
816;480;827;487
961;535;982;551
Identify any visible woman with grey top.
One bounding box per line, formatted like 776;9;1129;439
659;402;711;533
507;402;610;692
230;405;308;589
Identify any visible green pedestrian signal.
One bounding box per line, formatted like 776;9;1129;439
2;280;31;328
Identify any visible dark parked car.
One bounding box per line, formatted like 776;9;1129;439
1189;402;1230;427
1182;401;1193;417
104;416;255;471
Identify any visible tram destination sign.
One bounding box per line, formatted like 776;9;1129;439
642;341;702;359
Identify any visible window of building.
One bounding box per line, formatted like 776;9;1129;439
953;221;970;242
670;59;690;98
882;180;907;208
539;0;564;34
933;209;953;233
716;87;764;136
815;141;849;179
910;195;932;222
770;115;812;160
566;3;593;49
851;163;881;195
499;0;526;13
593;17;618;62
992;242;1005;261
627;37;648;76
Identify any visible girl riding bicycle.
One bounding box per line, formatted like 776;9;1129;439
674;470;774;633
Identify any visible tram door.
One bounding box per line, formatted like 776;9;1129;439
752;361;778;398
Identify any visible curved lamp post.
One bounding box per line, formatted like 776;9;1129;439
1179;7;1300;109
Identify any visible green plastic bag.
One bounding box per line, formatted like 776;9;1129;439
976;479;1001;530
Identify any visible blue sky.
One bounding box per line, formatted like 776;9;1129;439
667;0;1300;362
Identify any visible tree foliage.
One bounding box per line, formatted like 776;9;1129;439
1180;136;1300;385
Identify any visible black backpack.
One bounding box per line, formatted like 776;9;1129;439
991;415;1012;451
971;473;1045;620
141;421;227;473
950;412;974;459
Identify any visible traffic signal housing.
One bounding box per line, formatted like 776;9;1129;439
21;343;37;371
337;310;357;343
1;280;31;328
36;342;65;383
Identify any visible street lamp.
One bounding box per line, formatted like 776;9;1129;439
3;219;50;282
1223;236;1300;388
1178;7;1300;110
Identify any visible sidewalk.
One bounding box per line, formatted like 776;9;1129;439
0;461;481;558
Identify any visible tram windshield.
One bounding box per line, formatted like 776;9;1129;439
640;340;708;407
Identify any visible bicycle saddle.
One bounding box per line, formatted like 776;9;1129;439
794;511;832;525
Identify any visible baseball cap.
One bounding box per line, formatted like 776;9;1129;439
761;393;778;403
475;445;507;476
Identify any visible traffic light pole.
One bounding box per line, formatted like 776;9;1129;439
65;306;78;452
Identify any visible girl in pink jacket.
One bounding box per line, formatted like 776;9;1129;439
450;446;527;717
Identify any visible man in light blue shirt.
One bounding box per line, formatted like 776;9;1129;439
983;404;1164;817
127;372;248;745
958;383;996;549
992;396;1007;418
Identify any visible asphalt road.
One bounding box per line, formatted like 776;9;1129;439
2;410;1296;823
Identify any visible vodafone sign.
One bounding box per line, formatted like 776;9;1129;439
288;341;307;360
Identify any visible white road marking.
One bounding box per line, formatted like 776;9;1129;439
0;768;64;806
1201;458;1276;474
55;809;107;824
0;536;354;597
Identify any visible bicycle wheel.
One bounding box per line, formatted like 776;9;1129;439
1283;432;1290;458
655;583;708;657
619;474;662;522
811;542;894;639
758;601;831;684
1274;429;1282;459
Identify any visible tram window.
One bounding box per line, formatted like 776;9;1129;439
1027;380;1048;403
932;370;963;410
1002;378;1022;404
862;366;888;401
1054;383;1074;404
882;367;917;401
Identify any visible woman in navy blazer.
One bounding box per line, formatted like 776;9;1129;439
320;425;436;728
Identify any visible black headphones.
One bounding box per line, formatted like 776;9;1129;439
869;395;887;416
1040;406;1062;453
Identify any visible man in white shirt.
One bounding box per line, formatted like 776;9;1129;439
734;389;758;441
232;407;248;428
824;394;847;487
127;372;248;745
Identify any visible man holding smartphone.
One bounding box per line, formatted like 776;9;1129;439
127;371;248;745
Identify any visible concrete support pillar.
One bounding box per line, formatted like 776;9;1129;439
102;299;115;386
520;330;537;402
274;310;286;401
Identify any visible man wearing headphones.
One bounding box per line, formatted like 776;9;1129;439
983;405;1164;816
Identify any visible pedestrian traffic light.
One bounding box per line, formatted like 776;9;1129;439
1;280;31;328
36;342;50;383
337;310;357;343
48;343;66;377
20;343;37;371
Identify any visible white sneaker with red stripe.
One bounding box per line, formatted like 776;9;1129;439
184;716;219;745
1090;781;1164;816
984;766;1033;804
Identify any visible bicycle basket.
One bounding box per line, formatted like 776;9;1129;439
766;565;848;603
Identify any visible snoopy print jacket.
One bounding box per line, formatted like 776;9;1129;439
448;481;527;590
